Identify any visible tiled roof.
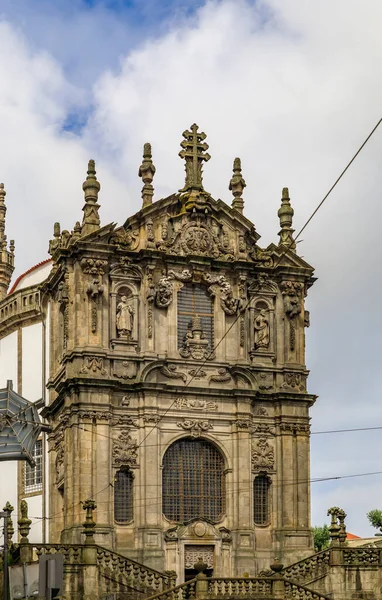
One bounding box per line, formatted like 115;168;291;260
9;258;52;294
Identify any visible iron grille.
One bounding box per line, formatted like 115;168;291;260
24;440;43;493
114;469;134;523
162;438;225;522
253;474;270;525
177;284;214;348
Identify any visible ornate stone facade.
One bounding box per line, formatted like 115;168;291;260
0;124;316;579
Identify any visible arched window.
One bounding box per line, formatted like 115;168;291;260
114;469;134;523
253;473;270;525
177;284;214;349
163;438;225;523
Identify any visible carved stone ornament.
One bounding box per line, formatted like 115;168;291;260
279;423;310;435
251;438;274;470
219;527;232;543
180;221;215;256
252;424;275;435
164;526;179;542
110;227;139;250
281;282;303;318
80;258;108;276
54;430;65;483
160;364;187;383
236;419;252;429
203;273;241;315
113;429;139;468
86;278;104;334
113;360;137;380
184;545;214;570
177;419;213;437
282;372;305;391
80;356;108;375
188;368;207;380
179;315;212;361
174;397;218;411
209;368;232;383
154;269;192;308
255;406;268;416
57;276;69;350
146;218;155;249
256;372;274;390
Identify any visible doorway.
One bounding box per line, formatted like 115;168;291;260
184;545;214;581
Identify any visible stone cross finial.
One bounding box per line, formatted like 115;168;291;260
277;187;296;251
82;159;101;236
179;124;211;193
139;142;156;208
82;498;97;544
18;500;32;544
229;157;246;214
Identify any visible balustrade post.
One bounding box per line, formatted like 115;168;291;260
194;558;209;599
164;570;178;589
270;561;285;599
82;544;98;600
329;543;343;566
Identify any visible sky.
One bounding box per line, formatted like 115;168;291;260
0;0;382;537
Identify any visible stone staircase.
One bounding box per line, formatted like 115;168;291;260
31;543;175;599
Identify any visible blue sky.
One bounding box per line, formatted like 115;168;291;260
1;0;382;536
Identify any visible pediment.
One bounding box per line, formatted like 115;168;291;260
115;193;264;262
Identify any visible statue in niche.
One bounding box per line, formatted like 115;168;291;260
116;295;134;339
254;309;269;350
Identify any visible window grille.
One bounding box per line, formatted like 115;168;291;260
114;469;134;523
25;440;43;493
253;474;270;525
177;284;214;348
162;438;225;522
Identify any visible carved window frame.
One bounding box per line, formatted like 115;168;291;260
177;283;214;351
114;467;134;524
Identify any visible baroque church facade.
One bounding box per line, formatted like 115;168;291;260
0;124;316;580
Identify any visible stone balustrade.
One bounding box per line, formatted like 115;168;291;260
0;284;41;335
282;550;330;584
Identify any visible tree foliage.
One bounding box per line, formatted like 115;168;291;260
312;524;331;551
367;509;382;531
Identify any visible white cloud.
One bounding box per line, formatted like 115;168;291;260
1;0;382;536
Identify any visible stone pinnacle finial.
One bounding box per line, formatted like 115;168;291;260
278;187;296;251
82;159;101;236
179;124;211;193
0;182;15;300
229;157;246;214
0;183;7;248
138;142;156;208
